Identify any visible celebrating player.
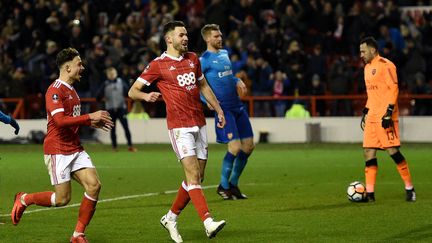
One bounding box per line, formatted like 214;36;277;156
0;110;20;135
11;47;114;243
200;24;254;200
129;21;226;242
359;36;415;202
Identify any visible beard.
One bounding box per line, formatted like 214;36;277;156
174;41;188;53
71;72;82;82
211;42;222;50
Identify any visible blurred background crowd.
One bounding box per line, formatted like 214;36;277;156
0;0;431;118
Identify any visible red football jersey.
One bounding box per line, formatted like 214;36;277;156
137;52;206;129
44;79;89;154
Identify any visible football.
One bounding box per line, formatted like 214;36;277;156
347;181;366;202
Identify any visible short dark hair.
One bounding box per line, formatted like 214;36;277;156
162;21;186;37
56;47;79;69
201;24;220;39
360;36;378;50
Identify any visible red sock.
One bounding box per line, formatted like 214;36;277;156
188;185;211;221
75;193;97;234
24;191;54;207
170;181;190;215
396;161;413;189
365;166;377;193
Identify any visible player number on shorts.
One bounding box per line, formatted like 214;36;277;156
386;130;396;141
177;72;196;87
72;105;81;117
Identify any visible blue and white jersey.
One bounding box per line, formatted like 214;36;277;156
200;49;243;110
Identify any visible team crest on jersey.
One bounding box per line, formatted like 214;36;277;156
372;69;376;75
68;94;73;99
52;94;59;103
227;133;233;140
188;60;195;68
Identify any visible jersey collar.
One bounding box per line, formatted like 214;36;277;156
370;54;381;65
162;52;184;61
56;79;74;90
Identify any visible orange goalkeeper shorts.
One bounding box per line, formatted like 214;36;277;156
363;121;400;149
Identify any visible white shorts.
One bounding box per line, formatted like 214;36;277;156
44;151;95;185
168;126;208;161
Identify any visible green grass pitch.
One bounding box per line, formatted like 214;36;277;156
1;143;432;242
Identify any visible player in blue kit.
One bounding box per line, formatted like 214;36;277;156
200;24;255;200
0;110;20;135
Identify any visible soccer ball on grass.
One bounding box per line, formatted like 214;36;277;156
347;181;366;202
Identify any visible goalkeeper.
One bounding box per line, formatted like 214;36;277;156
359;36;415;202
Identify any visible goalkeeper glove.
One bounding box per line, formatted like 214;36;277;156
360;107;368;131
9;117;20;135
381;104;394;129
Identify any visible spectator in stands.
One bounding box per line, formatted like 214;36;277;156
309;74;326;116
127;101;150;120
204;0;229;32
328;56;353;116
377;24;405;52
247;56;273;117
285;101;310;119
307;44;327;81
401;38;426;91
278;0;305;33
281;39;307;95
410;72;431;116
271;70;290;117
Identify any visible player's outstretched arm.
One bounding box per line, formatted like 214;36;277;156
236;79;247;97
128;81;161;102
200;78;225;128
89;110;114;131
0;111;19;135
9;117;20;135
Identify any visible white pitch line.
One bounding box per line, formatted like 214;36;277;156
0;184;219;217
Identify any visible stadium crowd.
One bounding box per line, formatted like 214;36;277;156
0;0;431;117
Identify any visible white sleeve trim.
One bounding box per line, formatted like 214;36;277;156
198;74;204;81
51;108;64;116
137;77;151;86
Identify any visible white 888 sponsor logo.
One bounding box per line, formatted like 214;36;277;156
177;72;196;87
72;105;81;117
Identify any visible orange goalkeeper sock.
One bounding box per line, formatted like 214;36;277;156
188;185;211;221
74;193;97;234
396;161;413;189
170;181;190;215
391;151;414;190
365;158;378;193
23;191;54;207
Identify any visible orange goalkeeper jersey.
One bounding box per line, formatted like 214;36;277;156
364;54;399;122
